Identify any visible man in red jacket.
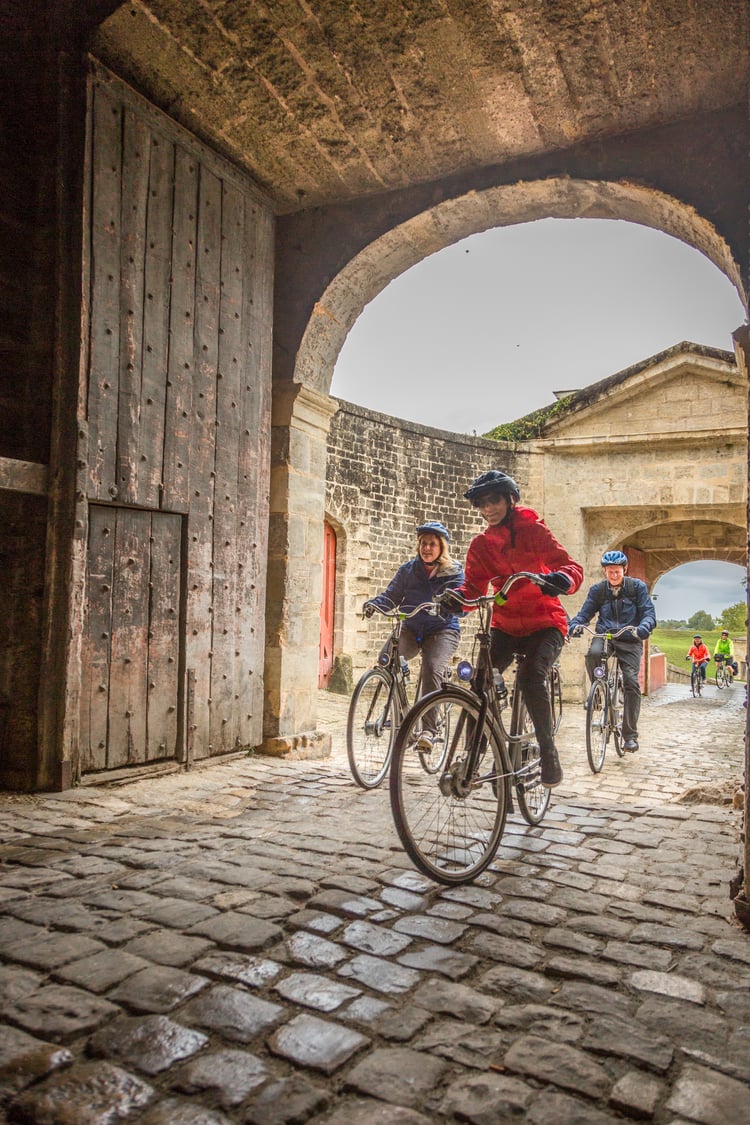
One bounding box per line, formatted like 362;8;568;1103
440;470;583;787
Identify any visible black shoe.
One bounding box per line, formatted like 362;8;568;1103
540;747;563;787
623;738;638;752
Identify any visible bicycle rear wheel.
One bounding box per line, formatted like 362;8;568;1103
515;698;551;824
549;664;563;734
585;679;608;773
612;666;626;756
347;668;397;789
390;688;510;885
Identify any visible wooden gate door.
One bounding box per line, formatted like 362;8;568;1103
80;505;182;773
319;522;337;688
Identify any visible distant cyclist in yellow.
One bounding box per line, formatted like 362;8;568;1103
714;630;738;679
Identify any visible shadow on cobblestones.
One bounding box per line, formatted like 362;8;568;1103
0;684;747;1123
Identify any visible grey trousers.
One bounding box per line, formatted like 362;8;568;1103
399;627;459;731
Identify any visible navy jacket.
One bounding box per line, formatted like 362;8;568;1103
370;557;464;640
569;577;656;641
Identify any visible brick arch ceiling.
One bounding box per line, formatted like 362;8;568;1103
624;519;746;586
294;177;745;396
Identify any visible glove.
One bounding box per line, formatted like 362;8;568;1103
362;602;376;618
568;624;584;638
535;572;572;596
636;625;650;640
437;589;463;615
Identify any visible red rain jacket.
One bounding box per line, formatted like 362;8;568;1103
455;506;583;637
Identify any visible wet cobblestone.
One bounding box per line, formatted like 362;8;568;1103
0;684;747;1122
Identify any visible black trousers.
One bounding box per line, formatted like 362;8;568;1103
586;637;643;740
490;627;563;751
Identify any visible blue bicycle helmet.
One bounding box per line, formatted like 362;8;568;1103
601;550;628;567
416;521;450;542
463;470;520;504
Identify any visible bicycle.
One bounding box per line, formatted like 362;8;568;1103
388;571;563;885
714;655;735;689
572;624;638;773
347;601;452;789
687;657;707;697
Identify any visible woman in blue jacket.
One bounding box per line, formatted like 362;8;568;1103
364;521;463;751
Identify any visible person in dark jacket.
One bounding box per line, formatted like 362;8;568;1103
568;550;657;753
438;470;583;788
364;521;463;750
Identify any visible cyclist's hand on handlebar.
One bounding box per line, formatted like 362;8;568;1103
435;589;463;615
533;571;572;596
362;601;376;618
568;624;584;638
635;625;650;640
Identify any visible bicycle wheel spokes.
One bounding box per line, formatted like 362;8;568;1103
549;664;563;735
418;696;453;774
514;699;550;824
585;679;608;773
347;668;397;789
390;689;509;885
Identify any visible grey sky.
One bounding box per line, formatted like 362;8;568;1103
331;218;745;433
330;218;747;621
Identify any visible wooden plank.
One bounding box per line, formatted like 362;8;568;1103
210;181;246;754
137;129;174;508
107;508;149;767
235;201;275;746
183;165;222;759
146;512;182;761
162;146;198;512
116;108;151;505
0;457;48;496
87;82;122;500
80;506;115;773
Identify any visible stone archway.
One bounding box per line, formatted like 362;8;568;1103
292;178;744;398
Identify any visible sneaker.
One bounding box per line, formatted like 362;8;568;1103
416;731;435;753
623;738;638;752
540;747;563;787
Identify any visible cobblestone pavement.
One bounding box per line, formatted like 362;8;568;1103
0;682;748;1124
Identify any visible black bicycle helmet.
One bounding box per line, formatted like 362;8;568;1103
601;550;628;567
463;470;520;504
416;521;450;542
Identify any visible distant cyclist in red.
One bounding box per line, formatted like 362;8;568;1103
686;635;710;682
439;470;582;788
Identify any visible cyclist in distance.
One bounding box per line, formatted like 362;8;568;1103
363;521;464;751
686;634;710;682
438;470;582;788
714;630;739;678
568;550;656;753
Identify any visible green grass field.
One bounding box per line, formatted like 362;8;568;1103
651;627;742;679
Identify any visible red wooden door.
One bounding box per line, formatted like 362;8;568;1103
319;522;336;688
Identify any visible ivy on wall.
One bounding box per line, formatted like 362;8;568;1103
483;394;576;442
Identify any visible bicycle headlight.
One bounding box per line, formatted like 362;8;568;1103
593;665;606;679
457;660;473;681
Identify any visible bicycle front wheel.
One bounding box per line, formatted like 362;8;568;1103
347;669;397;789
515;698;551;825
549;664;563;734
390;688;510;885
716;665;727;689
612;666;626;756
585;679;608;773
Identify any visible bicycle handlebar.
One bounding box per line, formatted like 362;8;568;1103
362;600;438;621
440;571;543;611
571;624;639;640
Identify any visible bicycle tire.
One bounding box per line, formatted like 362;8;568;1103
691;668;701;697
515;697;551;824
612;666;626;757
716;664;727;689
549;664;563;735
418;695;453;774
390;687;510;885
585;679;608;773
347;668;397;789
